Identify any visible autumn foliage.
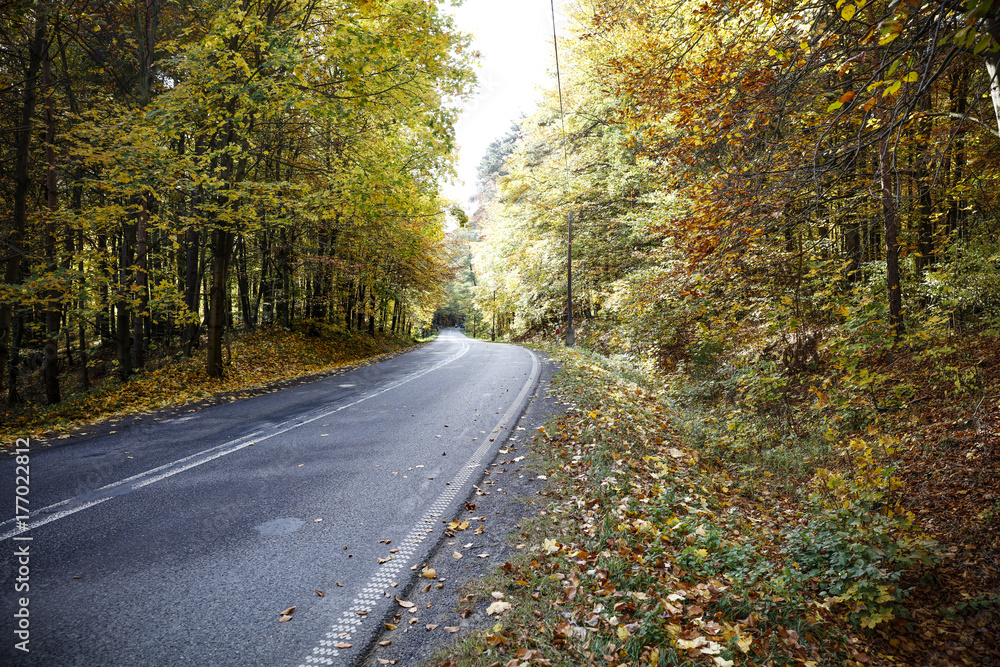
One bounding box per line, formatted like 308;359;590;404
1;0;474;411
445;0;1000;664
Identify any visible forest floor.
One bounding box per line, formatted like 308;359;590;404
0;327;425;447
423;333;1000;667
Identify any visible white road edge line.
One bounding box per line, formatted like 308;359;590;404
0;338;472;542
295;344;541;666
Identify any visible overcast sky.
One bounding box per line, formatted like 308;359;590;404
442;0;567;212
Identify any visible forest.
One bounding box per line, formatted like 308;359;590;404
431;0;1000;664
0;0;473;420
3;0;1000;662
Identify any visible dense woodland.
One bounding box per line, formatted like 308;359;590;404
456;0;1000;357
435;0;1000;655
0;0;473;409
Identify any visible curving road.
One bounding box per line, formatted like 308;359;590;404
0;329;540;666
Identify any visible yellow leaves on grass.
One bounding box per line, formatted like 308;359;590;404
485;600;512;616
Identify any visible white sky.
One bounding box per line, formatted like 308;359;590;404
441;0;567;213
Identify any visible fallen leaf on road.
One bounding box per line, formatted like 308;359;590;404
314;518;322;522
444;626;460;633
315;590;325;597
426;624;438;631
395;597;414;609
422;567;436;578
377;659;396;665
378;640;391;646
336;642;352;649
453;551;462;559
477;553;490;558
279;606;296;616
279;614;293;623
383;623;397;631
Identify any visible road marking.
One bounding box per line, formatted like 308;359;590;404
0;339;472;542
296;346;541;666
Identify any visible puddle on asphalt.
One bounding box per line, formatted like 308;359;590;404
254;518;305;536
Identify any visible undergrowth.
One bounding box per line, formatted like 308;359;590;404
429;325;999;667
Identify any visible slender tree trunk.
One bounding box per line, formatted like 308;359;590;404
2;7;48;405
133;197;148;369
78;228;89;390
878;136;903;338
356;283;366;331
96;233;112;343
42;50;61;405
253;234;267;325
117;224;135;379
985;50;1000;136
182;224;201;355
207;228;234;378
236;236;253;329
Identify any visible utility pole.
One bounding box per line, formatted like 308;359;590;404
566;211;574;346
551;0;574;347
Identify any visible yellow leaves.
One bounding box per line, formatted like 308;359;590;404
810;386;831;409
542;538;561;554
841;4;857;21
485;600;512;615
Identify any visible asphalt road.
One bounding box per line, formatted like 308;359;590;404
0;329;541;666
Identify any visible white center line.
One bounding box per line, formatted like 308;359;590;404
0;339;471;542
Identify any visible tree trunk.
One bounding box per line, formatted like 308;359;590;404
236;235;254;329
117;224;135;379
878;138;903;339
133;196;148;369
207;228;234;378
42;49;61;405
986;51;1000;136
182;224;201;356
2;6;48;406
356;283;366;331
